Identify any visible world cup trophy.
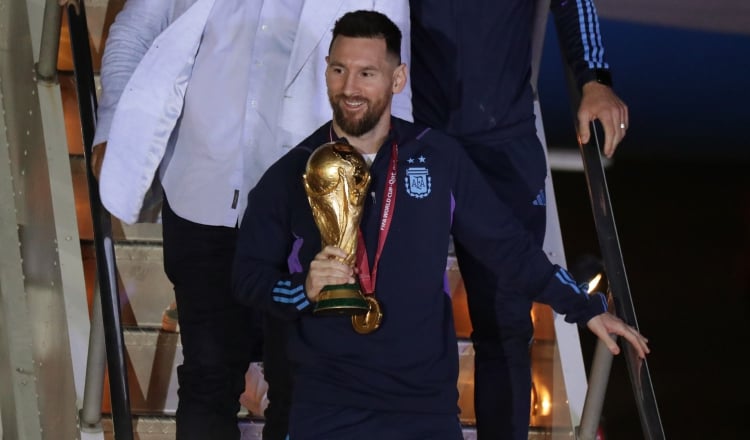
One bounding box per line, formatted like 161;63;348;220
303;138;372;315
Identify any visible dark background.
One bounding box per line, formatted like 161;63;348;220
538;16;750;440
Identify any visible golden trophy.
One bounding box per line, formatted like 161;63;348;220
303;138;371;315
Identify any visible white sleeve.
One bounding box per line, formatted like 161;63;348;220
93;0;182;146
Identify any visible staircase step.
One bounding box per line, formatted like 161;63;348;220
99;416;482;440
103;330;478;436
82;240;174;328
114;242;173;328
121;328;181;414
100;415;266;439
113;329;476;417
100;417;557;439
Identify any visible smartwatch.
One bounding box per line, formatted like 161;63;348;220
580;68;613;89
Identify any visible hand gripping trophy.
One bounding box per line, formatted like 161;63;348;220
303;138;372;316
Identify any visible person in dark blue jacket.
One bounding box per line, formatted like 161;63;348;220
410;1;630;437
232;10;648;440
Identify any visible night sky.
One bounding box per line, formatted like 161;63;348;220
540;18;750;161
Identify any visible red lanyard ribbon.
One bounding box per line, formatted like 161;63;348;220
356;142;398;295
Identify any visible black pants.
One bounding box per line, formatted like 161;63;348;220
162;197;263;440
456;134;548;440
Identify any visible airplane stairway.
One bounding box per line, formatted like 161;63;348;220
58;13;477;438
62;49;560;440
0;1;597;439
65;85;566;440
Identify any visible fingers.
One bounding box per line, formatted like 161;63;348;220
618;323;650;359
587;313;651;359
577;119;591;146
587;315;619;354
599;107;628;158
315;245;349;261
578;82;629;158
599;117;625;157
600;333;621;356
305;246;355;301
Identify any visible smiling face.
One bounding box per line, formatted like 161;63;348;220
325;35;406;148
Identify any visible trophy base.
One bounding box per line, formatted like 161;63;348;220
313;283;369;315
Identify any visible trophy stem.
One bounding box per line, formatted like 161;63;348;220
313;283;370;315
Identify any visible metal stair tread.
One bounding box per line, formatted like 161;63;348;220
98;416;487;440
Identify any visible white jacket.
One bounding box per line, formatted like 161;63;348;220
95;0;412;224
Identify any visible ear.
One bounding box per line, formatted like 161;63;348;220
392;63;408;94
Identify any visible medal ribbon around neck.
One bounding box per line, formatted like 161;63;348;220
329;125;397;333
351;141;396;334
356;141;398;296
328;123;398;295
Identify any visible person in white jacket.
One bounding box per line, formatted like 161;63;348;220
92;1;412;439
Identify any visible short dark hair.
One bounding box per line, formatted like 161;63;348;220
330;10;402;63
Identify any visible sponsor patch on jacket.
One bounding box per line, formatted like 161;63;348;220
405;156;431;199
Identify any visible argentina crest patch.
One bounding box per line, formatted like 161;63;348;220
405;156;431;199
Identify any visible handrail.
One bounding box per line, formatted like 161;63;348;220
552;21;666;439
529;0;665;436
63;1;134;438
37;0;63;82
574;121;665;440
578;336;615;438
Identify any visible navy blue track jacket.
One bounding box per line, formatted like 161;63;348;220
232;118;606;415
411;0;610;145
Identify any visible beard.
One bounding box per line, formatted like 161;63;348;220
329;93;388;137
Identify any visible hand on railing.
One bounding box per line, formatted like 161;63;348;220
577;81;629;158
586;311;650;360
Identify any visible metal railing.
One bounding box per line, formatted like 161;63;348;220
545;8;666;440
60;1;134;438
530;0;665;438
573;121;666;440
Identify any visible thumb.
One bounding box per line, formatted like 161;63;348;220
601;333;621;355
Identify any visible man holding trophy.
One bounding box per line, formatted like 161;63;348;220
232;10;649;439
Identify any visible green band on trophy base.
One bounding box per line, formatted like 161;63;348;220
313;283;369;315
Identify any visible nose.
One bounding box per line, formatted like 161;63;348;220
342;72;359;96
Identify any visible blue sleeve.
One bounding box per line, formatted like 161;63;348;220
550;0;611;90
231;155;314;320
450;144;606;326
537;266;608;325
